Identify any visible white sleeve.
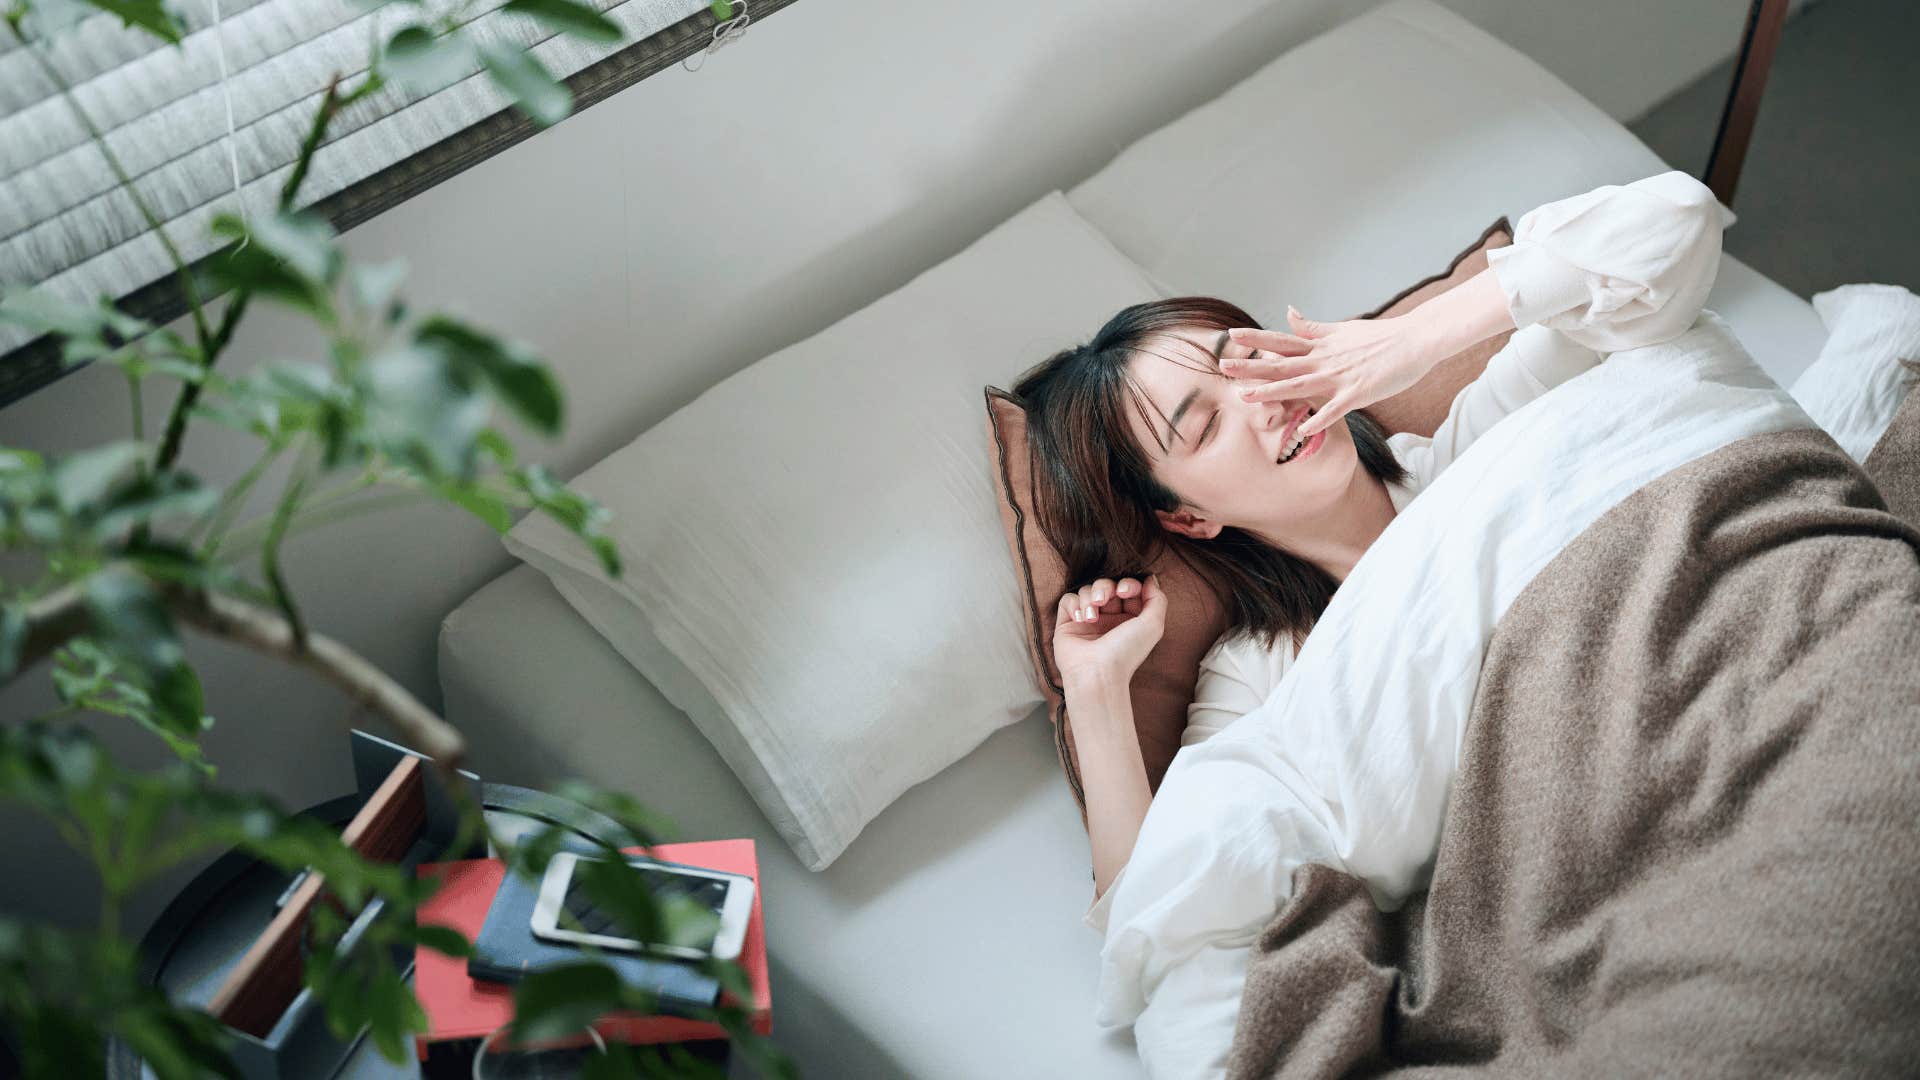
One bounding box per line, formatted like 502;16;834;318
1180;636;1275;749
1485;168;1729;353
1084;635;1289;936
1399;170;1730;488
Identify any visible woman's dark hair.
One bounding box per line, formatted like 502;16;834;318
1012;296;1409;653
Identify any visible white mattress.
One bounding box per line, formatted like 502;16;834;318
436;1;1828;1074
439;564;1141;1077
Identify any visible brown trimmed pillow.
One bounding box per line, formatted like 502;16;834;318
985;218;1519;825
1356;217;1515;436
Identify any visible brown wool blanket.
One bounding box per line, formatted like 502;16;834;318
1225;427;1920;1078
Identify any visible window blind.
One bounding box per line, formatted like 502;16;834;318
0;0;799;405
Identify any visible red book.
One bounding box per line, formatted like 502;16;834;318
412;838;771;1058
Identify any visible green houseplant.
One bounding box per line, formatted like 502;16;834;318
0;1;796;1076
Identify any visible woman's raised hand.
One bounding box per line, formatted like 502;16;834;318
1052;574;1167;688
1222;306;1451;439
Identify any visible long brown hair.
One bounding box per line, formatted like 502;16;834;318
1011;297;1408;653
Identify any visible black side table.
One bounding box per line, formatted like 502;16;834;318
109;782;731;1079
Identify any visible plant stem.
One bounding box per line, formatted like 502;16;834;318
262;451;317;652
218;490;432;563
153;293;250;472
281;74;344;211
127;374;143;444
13;568;468;766
214;467;379;556
156;69;357;473
28;703;80;724
194;443;287;556
177;586;465;763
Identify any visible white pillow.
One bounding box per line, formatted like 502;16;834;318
502;190;1168;871
1790;284;1920;463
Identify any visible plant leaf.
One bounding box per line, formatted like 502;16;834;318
237;212;341;285
509;962;623;1044
49;442;144;514
91;470;220;543
439;483;514;533
349;259;408;321
205;234;335;323
657;892;722;951
382;25;477;96
148;662;206;739
362;343;491;479
415;317;562;435
475;429;517;468
82;567;183;678
407;923;476;959
79;0;184;43
478;40;572;127
514;466;621;577
0;605;26;680
503;0;623;44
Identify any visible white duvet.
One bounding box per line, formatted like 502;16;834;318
1097;312;1818;1077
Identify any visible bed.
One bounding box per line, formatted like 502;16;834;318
437;2;1836;1075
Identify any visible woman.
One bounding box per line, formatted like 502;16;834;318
1006;170;1729;933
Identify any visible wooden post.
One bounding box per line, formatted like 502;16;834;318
1704;0;1791;208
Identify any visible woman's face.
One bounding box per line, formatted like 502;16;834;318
1121;327;1361;547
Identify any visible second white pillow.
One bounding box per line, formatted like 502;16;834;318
1790;284;1920;463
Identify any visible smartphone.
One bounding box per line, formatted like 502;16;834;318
530;851;754;962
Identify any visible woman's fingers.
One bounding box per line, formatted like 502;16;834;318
1298;392;1356;438
1225;327;1316;356
1241;373;1335;405
1064;576;1153;623
1285;306;1330;339
1072;578;1116;622
1221;354;1317;381
1055;592;1080;626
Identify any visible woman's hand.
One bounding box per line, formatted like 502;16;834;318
1052;574;1167;690
1223;306;1454;439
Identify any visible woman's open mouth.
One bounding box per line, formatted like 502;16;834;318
1277;408;1325;465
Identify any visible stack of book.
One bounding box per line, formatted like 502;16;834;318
411;838;771;1064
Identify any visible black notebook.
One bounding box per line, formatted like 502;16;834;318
467;862;721;1017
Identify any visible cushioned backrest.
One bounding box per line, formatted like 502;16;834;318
1065;0;1668;327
